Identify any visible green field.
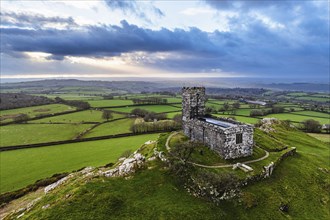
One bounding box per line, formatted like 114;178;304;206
165;97;182;103
0;133;160;193
0;124;92;147
0;104;75;123
32;110;123;123
166;111;181;119
87;99;134;107
296;96;330;102
287;92;308;96
108;105;180;113
290;110;330;118
18;124;330;220
307;133;330;143
84;118;134;138
265;113;330;124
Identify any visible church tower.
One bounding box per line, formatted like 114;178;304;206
182;87;206;122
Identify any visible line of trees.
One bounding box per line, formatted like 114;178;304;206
130;120;180;133
132;97;168;105
250;106;285;117
130;108;167;122
210;102;241;115
54;97;90;110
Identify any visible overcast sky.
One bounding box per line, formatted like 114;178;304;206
0;0;329;80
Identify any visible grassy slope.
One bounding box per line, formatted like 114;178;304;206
0;134;160;193
241;125;330;219
16;124;330;220
0;124;92;147
0;104;75;123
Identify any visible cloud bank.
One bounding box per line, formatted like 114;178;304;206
0;0;328;79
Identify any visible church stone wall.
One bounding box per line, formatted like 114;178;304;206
182;87;254;160
183;119;253;159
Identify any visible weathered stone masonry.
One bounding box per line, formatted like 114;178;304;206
182;87;253;159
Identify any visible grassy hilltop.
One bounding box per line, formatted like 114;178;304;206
3;121;329;220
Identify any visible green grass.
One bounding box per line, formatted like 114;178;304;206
83;118;134;138
265;113;330;124
296;96;330;102
0;124;92;147
0;104;75;123
290;110;330;118
165;97;182;103
32;110;123;123
24;165;233;220
5;123;330;219
254;128;288;151
108;105;180;113
166;111;181;119
287;92;308;97
307;133;330;143
0;134;160;193
87;99;134;107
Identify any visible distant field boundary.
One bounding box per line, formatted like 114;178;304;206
289;112;330;119
0;130;176;152
0;109;84;126
96;103;181;109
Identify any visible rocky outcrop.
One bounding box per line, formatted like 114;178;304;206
44;174;73;194
102;153;145;177
258;118;279;133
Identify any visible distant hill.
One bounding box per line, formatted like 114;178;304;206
258;83;329;93
0;93;53;110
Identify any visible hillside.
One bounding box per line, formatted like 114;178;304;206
1;121;329;219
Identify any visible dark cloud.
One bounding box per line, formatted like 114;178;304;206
104;0;164;21
0;12;77;28
1;1;328;78
1;20;221;58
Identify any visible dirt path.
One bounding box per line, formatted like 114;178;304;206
166;132;270;168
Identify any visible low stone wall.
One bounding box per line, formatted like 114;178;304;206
242;147;297;186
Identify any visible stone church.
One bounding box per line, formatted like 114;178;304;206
182;87;253;159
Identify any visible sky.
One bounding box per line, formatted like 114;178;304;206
0;0;329;80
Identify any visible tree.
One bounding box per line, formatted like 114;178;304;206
232;102;240;109
223;102;230;114
102;110;113;121
302;119;321;133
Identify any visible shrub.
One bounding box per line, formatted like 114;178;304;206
302;119;321;133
